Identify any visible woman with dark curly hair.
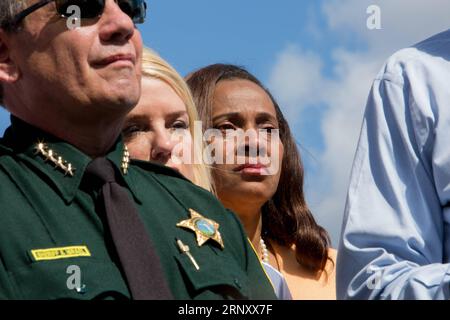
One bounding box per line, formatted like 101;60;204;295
186;64;336;299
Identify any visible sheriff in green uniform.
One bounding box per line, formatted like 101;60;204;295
0;0;276;300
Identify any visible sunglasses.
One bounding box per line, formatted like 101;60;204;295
5;0;147;29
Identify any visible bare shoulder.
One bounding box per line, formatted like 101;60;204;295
271;243;337;299
328;248;338;261
323;248;337;289
298;247;336;300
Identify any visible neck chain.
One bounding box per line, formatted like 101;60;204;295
260;238;269;263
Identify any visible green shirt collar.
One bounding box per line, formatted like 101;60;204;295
1;116;140;204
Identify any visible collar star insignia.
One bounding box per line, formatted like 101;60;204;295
121;145;130;175
176;209;224;249
34;141;75;177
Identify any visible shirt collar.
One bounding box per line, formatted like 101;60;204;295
1;115;140;204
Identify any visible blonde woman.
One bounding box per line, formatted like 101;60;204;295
122;48;212;191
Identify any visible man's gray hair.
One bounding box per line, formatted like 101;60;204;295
0;0;27;107
0;0;26;28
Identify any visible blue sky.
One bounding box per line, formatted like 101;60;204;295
1;0;449;245
146;1;321;77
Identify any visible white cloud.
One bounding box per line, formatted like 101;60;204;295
268;0;450;245
268;46;325;119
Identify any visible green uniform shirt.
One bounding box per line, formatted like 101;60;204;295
0;116;276;300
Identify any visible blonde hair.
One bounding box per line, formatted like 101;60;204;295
140;48;213;192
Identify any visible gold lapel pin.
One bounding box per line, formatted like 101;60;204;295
176;239;200;271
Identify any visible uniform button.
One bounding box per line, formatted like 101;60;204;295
234;278;242;289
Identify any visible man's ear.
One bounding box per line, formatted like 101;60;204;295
0;30;20;84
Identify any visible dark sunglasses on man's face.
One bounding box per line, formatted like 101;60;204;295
5;0;147;29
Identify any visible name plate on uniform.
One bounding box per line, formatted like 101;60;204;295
31;246;91;261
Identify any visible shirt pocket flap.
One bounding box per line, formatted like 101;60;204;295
9;258;130;299
174;252;250;299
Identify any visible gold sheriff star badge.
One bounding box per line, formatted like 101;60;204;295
177;209;224;249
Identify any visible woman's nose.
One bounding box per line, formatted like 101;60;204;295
150;130;176;163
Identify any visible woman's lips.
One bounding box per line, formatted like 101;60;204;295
233;163;268;175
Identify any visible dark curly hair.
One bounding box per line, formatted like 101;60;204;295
186;63;332;273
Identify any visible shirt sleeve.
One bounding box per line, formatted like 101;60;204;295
337;72;450;300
